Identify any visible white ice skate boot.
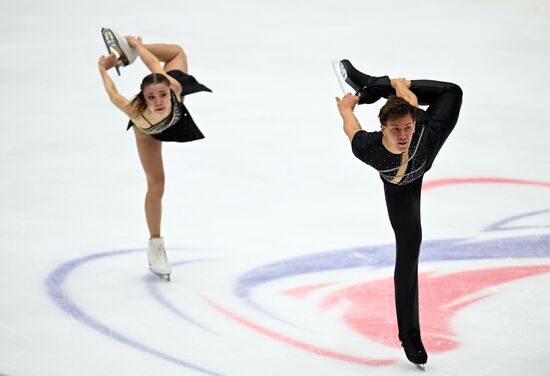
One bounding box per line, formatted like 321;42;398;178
101;27;138;75
147;237;172;281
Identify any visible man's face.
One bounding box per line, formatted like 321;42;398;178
381;114;416;154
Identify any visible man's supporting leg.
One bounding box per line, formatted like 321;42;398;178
384;177;427;365
384;177;423;341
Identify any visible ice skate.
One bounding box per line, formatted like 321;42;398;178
401;337;427;371
101;27;138;76
332;59;352;94
147;237;172;281
331;59;383;104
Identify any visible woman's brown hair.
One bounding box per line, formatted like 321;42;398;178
130;73;171;113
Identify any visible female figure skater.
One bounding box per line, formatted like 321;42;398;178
334;59;462;368
98;32;211;280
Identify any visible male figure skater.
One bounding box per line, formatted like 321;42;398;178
334;59;463;367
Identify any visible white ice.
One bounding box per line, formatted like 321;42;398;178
1;1;549;375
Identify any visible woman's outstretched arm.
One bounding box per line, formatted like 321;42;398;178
98;54;133;116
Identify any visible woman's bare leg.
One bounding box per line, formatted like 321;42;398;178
133;129;165;237
142;43;188;73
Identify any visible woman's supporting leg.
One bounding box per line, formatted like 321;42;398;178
133;129;165;237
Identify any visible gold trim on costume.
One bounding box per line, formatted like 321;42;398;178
390;151;409;184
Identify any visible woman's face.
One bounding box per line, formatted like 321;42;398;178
143;83;171;114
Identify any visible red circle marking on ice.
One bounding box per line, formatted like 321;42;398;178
422;177;550;191
205;298;397;366
207;177;550;366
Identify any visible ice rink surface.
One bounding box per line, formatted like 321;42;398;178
1;1;549;375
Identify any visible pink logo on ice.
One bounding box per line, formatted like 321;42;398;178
47;176;550;372
213;177;550;365
289;266;550;352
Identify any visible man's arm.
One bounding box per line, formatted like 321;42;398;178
335;93;362;142
391;78;418;107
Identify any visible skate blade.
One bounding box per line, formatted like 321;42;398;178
101;28;126;75
149;268;171;281
414;363;426;371
104;28;131;66
331;59;365;100
331;60;348;94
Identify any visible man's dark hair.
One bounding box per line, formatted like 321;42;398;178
378;96;417;125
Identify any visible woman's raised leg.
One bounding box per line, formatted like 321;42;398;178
142;43;188;73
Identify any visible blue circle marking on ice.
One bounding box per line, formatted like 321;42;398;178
235;209;550;317
45;208;550;371
46;248;225;376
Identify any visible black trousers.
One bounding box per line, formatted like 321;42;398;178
362;75;463;340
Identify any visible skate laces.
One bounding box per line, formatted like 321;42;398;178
103;31;128;66
104;33;121;54
152;243;167;263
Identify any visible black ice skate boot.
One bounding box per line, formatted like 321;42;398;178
332;59;388;104
401;336;428;370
